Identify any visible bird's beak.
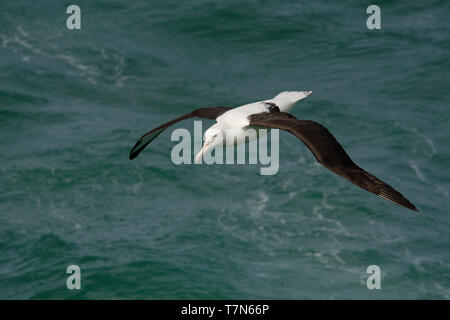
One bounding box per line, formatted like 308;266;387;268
195;141;211;163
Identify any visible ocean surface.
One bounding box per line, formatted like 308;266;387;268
1;0;449;299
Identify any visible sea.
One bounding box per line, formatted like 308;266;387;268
0;0;449;299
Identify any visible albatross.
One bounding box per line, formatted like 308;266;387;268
129;91;418;211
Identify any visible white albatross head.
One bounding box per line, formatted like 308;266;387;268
195;123;225;163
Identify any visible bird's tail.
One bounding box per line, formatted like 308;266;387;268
273;91;312;102
270;91;312;112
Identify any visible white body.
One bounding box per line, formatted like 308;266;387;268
195;91;312;162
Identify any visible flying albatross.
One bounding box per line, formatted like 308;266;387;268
129;91;418;211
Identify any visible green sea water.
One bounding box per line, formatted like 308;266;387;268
1;0;449;299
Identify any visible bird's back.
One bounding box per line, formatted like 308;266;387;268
217;91;311;127
265;91;312;113
216;101;268;128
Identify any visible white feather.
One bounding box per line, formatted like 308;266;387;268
216;90;312;128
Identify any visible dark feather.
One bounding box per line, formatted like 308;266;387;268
264;102;280;113
249;112;419;211
129;106;231;160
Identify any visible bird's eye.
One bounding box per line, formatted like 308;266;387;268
213;134;218;139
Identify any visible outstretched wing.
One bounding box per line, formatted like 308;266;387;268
248;112;418;211
129;106;231;160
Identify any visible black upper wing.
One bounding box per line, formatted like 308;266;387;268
129;106;231;160
248;112;418;211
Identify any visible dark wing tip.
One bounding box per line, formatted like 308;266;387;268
129;129;165;160
401;200;419;212
129;138;144;160
377;188;419;212
129;149;138;160
408;202;420;212
406;200;419;212
128;106;231;161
